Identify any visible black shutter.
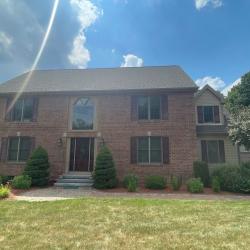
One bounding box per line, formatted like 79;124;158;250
201;140;208;162
218;140;225;163
197;106;203;123
162;136;169;164
32;97;39;122
5;97;12;121
130;137;137;164
214;106;220;123
0;137;8;162
131;96;138;121
30;137;36;156
161;95;168;120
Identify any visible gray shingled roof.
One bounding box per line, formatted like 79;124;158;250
0;66;197;94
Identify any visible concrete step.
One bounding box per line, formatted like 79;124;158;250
54;182;93;188
57;178;93;184
60;175;92;180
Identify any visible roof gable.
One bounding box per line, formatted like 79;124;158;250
195;84;224;103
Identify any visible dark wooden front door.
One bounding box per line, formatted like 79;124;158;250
69;138;94;172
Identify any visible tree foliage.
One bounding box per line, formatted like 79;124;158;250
228;107;250;150
226;71;250;113
23;146;50;187
226;72;250;149
93;145;117;189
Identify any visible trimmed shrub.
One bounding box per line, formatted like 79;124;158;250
145;176;166;190
193;161;210;187
187;178;204;193
170;176;182;191
212;176;220;193
127;178;137;192
0;185;10;199
93;146;117;189
123;174;138;188
212;165;243;193
23;146;50;187
12;175;31;189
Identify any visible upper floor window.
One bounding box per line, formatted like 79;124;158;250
6;97;38;122
72;98;94;130
201;140;225;164
8;137;33;162
197;105;220;124
131;95;168;121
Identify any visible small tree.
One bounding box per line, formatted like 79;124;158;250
23;146;50;187
93;146;117;189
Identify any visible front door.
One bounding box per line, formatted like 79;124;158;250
69;138;94;172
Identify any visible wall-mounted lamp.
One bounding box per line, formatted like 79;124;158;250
97;131;105;147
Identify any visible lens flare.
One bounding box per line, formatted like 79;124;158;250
7;0;60;113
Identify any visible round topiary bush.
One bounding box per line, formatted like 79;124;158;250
23;146;50;187
93;145;117;189
187;178;204;193
12;175;31;189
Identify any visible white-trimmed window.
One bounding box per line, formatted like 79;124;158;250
8;137;32;162
72;98;94;130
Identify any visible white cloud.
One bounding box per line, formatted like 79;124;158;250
195;76;226;90
222;78;241;96
68;0;103;68
195;0;223;10
0;32;12;49
121;54;144;67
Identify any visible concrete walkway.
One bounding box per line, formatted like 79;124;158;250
13;187;250;202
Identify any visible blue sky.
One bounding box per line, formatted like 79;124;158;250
0;0;249;94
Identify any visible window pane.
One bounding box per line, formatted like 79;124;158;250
203;106;214;123
150;137;162;163
138;96;148;120
150;96;161;119
8;138;19;161
138;137;149;163
19;138;31;161
207;141;219;163
23;98;33;121
72;98;94;130
12;99;23;121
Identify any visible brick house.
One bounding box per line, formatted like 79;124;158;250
0;66;248;184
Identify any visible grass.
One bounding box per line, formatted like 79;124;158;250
1;198;250;249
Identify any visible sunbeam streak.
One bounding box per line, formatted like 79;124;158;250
7;0;60;113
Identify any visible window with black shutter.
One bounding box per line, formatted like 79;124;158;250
130;136;169;164
6;97;38;122
201;140;225;163
7;137;34;162
197;105;220;124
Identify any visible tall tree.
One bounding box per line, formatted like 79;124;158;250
226;72;250;113
226;71;250;149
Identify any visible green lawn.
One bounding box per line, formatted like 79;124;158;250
1;198;250;249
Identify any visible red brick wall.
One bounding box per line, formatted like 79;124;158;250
0;90;197;182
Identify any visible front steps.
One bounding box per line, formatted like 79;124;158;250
54;172;93;189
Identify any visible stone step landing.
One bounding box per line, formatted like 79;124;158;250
54;172;93;189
